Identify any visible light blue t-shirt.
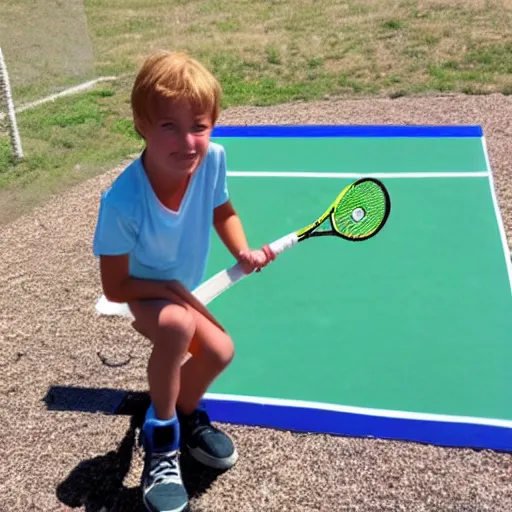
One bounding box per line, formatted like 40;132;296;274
93;142;229;290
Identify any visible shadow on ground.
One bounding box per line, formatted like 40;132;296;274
45;387;223;511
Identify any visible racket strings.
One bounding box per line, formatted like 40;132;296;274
333;181;388;239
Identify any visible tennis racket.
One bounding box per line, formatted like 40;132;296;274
192;177;391;305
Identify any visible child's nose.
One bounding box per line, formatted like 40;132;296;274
182;132;195;150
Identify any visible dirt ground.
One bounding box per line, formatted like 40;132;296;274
0;93;511;511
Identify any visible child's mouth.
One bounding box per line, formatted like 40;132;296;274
180;153;197;161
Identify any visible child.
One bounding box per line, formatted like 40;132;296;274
93;50;276;512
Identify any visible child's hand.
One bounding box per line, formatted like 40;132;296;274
238;245;276;274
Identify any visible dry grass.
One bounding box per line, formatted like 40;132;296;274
0;0;95;101
83;0;512;98
1;0;512;226
3;0;511;104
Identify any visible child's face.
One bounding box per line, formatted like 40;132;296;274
140;97;213;180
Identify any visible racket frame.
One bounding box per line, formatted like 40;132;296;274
296;177;391;242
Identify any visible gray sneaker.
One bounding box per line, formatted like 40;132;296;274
140;411;189;512
178;404;238;471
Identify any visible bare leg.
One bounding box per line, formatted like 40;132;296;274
130;297;238;470
176;306;235;415
129;299;195;420
129;296;234;417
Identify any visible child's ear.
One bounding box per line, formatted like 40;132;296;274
133;118;146;139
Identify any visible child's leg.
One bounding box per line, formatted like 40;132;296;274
130;297;238;471
128;298;195;512
129;297;234;417
171;306;237;470
177;305;235;415
129;298;195;420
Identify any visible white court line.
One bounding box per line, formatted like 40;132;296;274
15;76;118;114
482;136;512;294
205;393;512;428
227;167;512;266
227;171;489;179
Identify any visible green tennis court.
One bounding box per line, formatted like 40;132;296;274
202;125;512;452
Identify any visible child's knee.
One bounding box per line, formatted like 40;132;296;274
210;334;235;370
157;304;195;342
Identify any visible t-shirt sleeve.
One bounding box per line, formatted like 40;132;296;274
213;146;229;208
93;192;139;257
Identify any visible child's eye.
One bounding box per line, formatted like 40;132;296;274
162;123;175;130
194;124;208;132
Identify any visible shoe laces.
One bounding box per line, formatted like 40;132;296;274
148;450;182;486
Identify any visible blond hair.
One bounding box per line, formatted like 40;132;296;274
131;50;221;133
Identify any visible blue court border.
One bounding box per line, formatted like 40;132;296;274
206;123;510;453
212;125;483;138
203;398;512;453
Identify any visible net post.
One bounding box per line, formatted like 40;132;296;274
0;47;23;161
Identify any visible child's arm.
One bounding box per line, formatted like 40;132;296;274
100;254;225;331
213;200;250;258
213;200;275;273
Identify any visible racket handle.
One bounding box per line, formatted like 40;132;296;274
192;233;299;305
268;233;299;256
193;263;247;305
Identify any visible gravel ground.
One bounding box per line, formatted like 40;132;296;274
0;93;511;512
